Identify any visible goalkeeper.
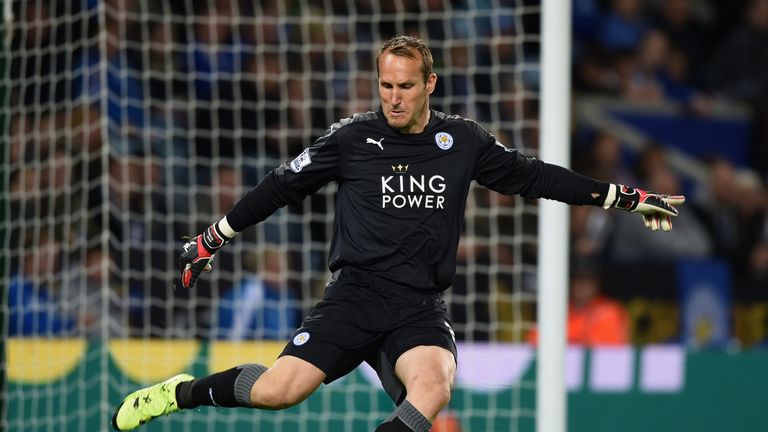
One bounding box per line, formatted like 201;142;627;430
112;35;684;432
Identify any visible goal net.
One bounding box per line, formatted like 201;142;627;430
2;1;541;431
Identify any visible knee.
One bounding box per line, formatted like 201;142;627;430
431;381;452;409
411;375;452;409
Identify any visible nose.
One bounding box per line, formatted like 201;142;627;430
391;88;401;105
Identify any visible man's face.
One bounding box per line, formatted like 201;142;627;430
378;52;437;134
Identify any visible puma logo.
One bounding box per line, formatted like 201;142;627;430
366;137;384;150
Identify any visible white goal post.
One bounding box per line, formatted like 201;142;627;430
537;1;570;432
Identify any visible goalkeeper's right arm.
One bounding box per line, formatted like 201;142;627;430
178;167;299;289
179;130;340;288
177;158;308;289
178;217;237;288
179;159;303;288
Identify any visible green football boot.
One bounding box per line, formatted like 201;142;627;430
111;373;194;430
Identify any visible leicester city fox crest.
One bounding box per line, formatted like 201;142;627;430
292;331;310;346
435;132;453;150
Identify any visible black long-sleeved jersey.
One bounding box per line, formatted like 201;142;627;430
227;110;609;293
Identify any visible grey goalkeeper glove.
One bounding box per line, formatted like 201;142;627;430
179;223;231;288
607;184;686;231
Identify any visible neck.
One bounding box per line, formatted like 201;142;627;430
405;106;431;134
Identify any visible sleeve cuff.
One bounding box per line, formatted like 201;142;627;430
217;216;238;238
602;183;617;209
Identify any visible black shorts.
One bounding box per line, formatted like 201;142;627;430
279;268;457;404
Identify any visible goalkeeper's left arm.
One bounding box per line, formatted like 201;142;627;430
602;183;685;231
473;147;685;229
514;161;686;232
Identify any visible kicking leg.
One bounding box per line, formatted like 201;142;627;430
247;355;326;409
176;355;325;410
112;355;325;431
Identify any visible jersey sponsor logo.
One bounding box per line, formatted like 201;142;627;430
290;148;312;173
435;132;453;150
366;137;384;150
292;331;310;346
381;165;446;209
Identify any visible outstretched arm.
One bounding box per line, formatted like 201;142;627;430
472;138;685;231
517;162;686;232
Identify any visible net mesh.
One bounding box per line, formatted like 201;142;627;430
2;1;541;430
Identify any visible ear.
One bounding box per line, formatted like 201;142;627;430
426;73;437;95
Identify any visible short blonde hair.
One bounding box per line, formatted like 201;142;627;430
376;35;434;83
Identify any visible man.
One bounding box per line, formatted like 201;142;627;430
527;260;631;346
112;36;684;432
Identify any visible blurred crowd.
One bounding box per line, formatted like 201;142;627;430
6;0;768;347
570;0;768;335
566;0;768;348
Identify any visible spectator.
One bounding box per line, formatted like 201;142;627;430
621;28;708;109
215;247;301;340
576;129;637;186
736;237;768;301
694;158;764;265
438;43;472;117
62;245;130;339
9;112;64;221
8;233;76;336
528;260;631;346
575;45;634;95
71;12;147;156
651;0;712;86
103;154;181;336
566;261;631;345
598;0;650;54
9;1;70;107
242;51;285;159
571;129;636;260
610;165;712;259
571;204;614;260
632;142;668;184
573;0;604;52
694;158;768;300
704;0;768;102
182;0;250;160
703;0;768;180
339;76;377;119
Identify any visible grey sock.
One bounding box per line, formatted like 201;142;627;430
233;363;268;406
384;400;432;432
